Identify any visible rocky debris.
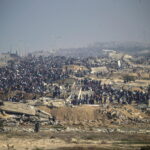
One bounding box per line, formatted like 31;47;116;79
48;99;65;108
0;100;150;131
36;109;52;119
48;104;150;126
71;138;78;143
0;101;57;129
0;102;36;116
103;104;149;124
26;97;66;108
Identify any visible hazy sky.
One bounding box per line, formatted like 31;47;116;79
0;0;150;52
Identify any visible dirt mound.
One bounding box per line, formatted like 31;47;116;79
35;104;150;127
48;105;149;125
106;105;148;123
49;105;102;122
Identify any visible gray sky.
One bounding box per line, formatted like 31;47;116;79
0;0;150;52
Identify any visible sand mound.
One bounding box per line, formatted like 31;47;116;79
49;105;102;122
37;105;149;126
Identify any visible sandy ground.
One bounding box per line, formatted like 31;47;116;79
0;105;150;150
0;130;150;150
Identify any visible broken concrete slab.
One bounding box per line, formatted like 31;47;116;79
0;102;36;116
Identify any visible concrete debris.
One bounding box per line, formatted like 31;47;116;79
48;99;65;107
26;98;65;108
103;104;150;124
0;101;57;129
0;102;36;116
0;102;150;132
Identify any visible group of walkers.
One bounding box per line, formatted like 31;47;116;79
0;55;149;105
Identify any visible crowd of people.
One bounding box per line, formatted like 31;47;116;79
0;55;149;105
71;79;149;105
0;55;71;95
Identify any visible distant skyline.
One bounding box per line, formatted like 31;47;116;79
0;0;150;52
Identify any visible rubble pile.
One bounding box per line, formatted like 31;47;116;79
0;101;54;128
103;105;149;124
0;100;150;130
26;97;66;107
47;105;150;126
